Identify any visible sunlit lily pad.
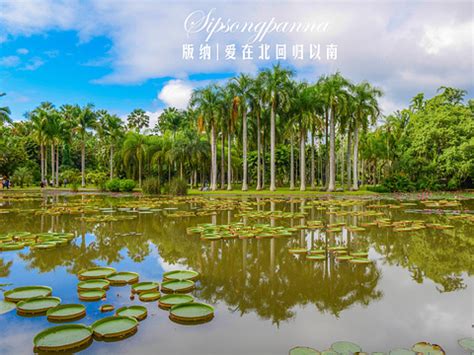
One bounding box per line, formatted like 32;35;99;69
100;304;115;312
163;270;199;281
17;296;61;315
159;294;194;309
306;254;326;261
161;280;195;293
131;281;159;294
115;305;147;321
77;279;110;291
91;315;138;338
411;342;445;354
78;288;106;301
330;341;362;354
288;248;307;254
169;302;214;324
33;324;92;352
289;346;320;355
0;300;16;314
78;267;116;280
349;258;372;265
139;291;161;302
47;304;86;321
106;271;139;285
4;285;52;302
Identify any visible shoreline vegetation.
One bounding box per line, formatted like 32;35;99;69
1;66;473;195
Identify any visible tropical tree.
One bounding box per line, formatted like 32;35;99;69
122;132;147;187
127;108;150;132
0;93;12;125
97;110;124;179
75;104;97;187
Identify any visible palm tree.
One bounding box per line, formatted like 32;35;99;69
261;64;293;191
350;82;383;190
127;108;150;132
30;102;54;184
122;131;147;187
97;110;124;179
44;108;61;186
75;104;97;187
191;85;220;191
0;93;12;125
249;75;265;190
319;73;351;192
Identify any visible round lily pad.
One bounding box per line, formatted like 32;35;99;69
115;305;147;321
411;342;444;354
78;267;116;280
288;248;307;254
159;294;194;309
0;300;16;314
350;252;369;258
17;296;61;315
106;271;139;285
91;315;138;338
100;304;115;312
161;280;195;293
330;341;362;354
169;302;214;323
336;255;354;262
77;279;110;291
0;242;25;251
131;281;159;294
163;270;199;281
47;304;86;321
78;289;106;301
349;258;372;265
290;346;320;355
4;285;52;302
33;324;92;352
306;254;326;261
308;249;325;255
458;338;474;351
139;291;161;302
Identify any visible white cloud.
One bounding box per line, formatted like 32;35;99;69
21;57;44;71
158;80;193;109
16;48;28;55
146;109;163;130
0;55;20;67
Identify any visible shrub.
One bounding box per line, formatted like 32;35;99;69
59;168;80;186
366;185;390;193
86;171;108;191
164;177;188;195
106;178;121;192
142;177;161;195
381;173;415;192
119;179;136;192
12;166;34;188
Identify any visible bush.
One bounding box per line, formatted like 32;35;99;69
119;179;136;192
142;177;161;195
381;173;415;192
106;178;121;192
86;171;108;191
59;168;80;186
164;178;188;195
12;166;34;188
366;185;390;193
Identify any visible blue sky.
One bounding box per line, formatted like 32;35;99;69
1;1;472;125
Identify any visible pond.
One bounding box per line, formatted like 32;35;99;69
0;192;472;354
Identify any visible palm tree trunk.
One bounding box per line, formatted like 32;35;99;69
261;127;265;189
56;145;59;186
220;132;225;189
227;131;232;190
324;110;329;187
110;145;114;179
210;123;217;191
270;101;276;191
328;107;336;192
341;135;344;187
44;145;48;185
290;135;295;190
51;143;55;186
40;143;44;183
311;129;315;189
138;155;142;188
300;130;306;191
180;161;183;179
352;123;359;190
242;109;248;191
81;140;85;187
256;112;262;190
346;131;352;190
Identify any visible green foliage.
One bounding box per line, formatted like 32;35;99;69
142;177;161;195
59;168;80;185
381;173;415;192
366;185;390;193
164;178;188;195
119;179;136;192
106;178;121;192
11;166;34;187
86;171;108;191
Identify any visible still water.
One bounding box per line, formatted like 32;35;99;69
0;192;472;354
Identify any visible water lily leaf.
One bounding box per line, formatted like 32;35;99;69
0;300;16;315
289;346;320;355
458;338;474;351
330;341;362;354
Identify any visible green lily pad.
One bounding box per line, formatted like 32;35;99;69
78;267;116;280
288;248;307;254
115;305;147;321
0;300;16;314
336;255;354;262
330;341;362;354
159;294;194;309
411;342;445;354
17;296;61;315
306;254;326;261
458;338;474;351
349;258;372;265
289;346;320;355
161;280;195;293
106;271;139;285
139;291;161;302
46;304;86;321
4;285;52;302
131;281;159;294
169;302;214;323
350;252;369;258
0;242;25;251
33;324;92;352
163;270;199;281
91;316;138;338
78;289;106;301
77;279;110;291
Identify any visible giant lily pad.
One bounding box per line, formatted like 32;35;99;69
163;270;199;281
78;267;116;280
138;291;161;302
131;281;159;294
458;338;474;351
106;271;139;285
78;289;106;301
91;315;138;338
77;279;110;291
4;285;52;302
47;304;86;321
0;300;16;314
169;302;214;323
159;294;194;309
330;341;362;354
115;305;147;321
349;258;372;265
17;296;61;315
161;280;195;293
411;342;445;354
306;255;326;261
289;346;320;355
33;324;92;352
